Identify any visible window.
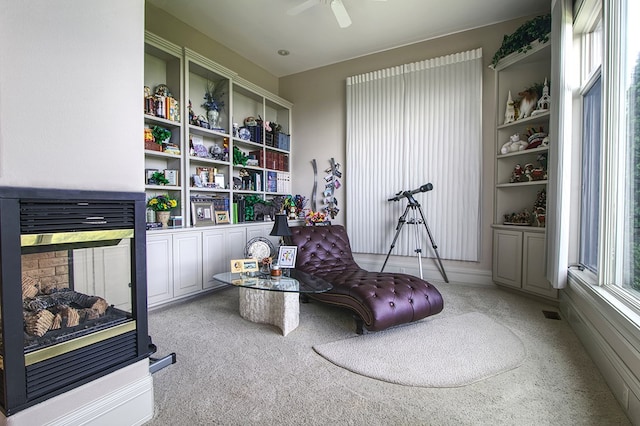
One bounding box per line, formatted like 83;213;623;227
580;74;601;273
576;0;603;275
621;0;640;298
574;0;640;307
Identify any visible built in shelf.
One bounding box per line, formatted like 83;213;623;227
491;223;547;233
497;111;550;130
496;180;547;188
497;146;549;159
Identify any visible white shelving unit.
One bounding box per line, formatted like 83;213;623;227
490;39;557;299
144;32;295;308
144;33;185;222
144;33;293;228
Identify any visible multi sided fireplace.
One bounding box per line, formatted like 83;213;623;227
0;187;150;416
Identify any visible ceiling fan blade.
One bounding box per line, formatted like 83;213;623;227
330;0;352;28
287;0;320;16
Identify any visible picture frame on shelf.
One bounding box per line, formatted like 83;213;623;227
215;210;230;224
214;173;225;189
277;246;298;268
191;201;215;227
192;174;203;188
164;169;179;186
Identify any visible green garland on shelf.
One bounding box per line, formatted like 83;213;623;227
491;14;551;67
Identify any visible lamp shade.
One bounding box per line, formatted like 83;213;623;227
270;214;291;237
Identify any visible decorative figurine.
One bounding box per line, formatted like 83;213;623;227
532;78;551;115
501;133;528;154
517;88;538;119
510;164;524;183
504;90;516;124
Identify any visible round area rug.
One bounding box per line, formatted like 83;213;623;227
313;311;526;387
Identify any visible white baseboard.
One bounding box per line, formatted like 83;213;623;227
353;253;493;285
561;278;640;425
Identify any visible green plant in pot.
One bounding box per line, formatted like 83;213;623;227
150;171;169;185
152;126;172;145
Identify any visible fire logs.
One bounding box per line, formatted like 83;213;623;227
22;283;111;337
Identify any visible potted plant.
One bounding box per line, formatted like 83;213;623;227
149;171;169;186
152;126;172;145
147;194;178;228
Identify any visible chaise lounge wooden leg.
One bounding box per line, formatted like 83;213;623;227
354;316;365;335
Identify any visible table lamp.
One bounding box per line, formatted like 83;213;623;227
270;213;292;276
270;213;291;246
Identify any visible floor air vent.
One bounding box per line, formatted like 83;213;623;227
542;310;561;320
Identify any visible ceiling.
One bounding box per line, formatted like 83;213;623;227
147;0;550;77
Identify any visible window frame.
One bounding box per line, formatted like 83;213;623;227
571;0;640;315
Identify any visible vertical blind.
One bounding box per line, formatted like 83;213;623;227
346;48;482;261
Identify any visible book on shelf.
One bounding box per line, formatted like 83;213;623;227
267;171;278;192
277;172;291;193
212;196;230;213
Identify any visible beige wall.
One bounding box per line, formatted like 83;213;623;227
279;17;534;277
145;4;279;95
0;0;144;192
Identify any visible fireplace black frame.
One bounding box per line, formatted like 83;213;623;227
0;187;149;416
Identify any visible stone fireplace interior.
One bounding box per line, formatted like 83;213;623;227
0;187;150;416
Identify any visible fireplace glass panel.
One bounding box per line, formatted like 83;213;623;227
19;234;134;356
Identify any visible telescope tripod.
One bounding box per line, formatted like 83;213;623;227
381;195;449;283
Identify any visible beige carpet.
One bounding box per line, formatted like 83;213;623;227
313;312;526;387
146;282;631;425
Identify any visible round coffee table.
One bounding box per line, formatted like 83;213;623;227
213;269;332;336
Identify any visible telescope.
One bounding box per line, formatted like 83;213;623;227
387;183;433;202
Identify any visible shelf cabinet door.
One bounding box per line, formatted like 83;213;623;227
522;232;557;298
147;234;174;307
202;227;246;290
492;229;523;288
172;232;203;297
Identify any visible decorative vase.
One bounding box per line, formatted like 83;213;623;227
156;211;171;229
207;109;220;129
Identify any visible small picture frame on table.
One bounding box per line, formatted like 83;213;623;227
242;259;259;273
277;246;298;268
191;201;214;227
215;210;230;224
230;258;260;274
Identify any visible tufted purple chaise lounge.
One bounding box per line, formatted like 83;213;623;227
285;225;443;334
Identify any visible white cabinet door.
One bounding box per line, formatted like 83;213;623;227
228;227;246;261
147;234;174;307
172;232;203;297
202;229;227;290
522;232;557;298
203;227;246;290
492;229;523;288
